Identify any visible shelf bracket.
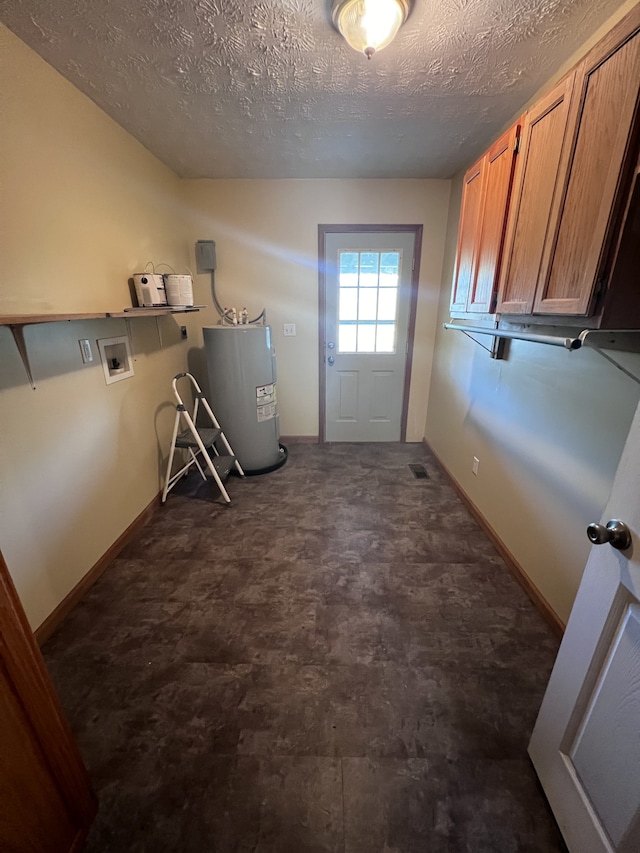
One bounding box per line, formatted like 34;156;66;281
124;318;135;360
155;316;164;349
9;325;36;390
579;330;640;385
457;328;506;358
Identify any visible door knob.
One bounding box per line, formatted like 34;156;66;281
587;519;632;550
327;355;335;366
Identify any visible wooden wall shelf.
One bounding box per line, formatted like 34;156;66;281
0;307;202;389
0;307;202;326
0;313;108;326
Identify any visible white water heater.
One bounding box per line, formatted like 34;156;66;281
203;325;285;474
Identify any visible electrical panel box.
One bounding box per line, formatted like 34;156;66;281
196;240;217;272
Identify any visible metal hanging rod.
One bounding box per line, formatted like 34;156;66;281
443;323;582;349
444;323;640;383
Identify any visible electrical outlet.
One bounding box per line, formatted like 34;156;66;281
283;323;296;337
472;456;480;476
180;326;188;340
79;339;93;363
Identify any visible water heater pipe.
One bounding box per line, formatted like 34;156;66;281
210;271;266;325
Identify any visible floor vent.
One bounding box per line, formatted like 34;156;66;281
408;463;429;480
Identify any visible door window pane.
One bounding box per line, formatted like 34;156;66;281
380;252;400;285
339;252;359;288
357;324;376;352
376;324;395;353
358;288;378;321
339;271;359;288
339;288;358;321
337;249;402;354
339;323;357;352
360;253;379;285
340;252;359;275
377;289;397;322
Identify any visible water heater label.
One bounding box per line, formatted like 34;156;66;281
257;402;277;422
256;383;277;422
256;383;275;402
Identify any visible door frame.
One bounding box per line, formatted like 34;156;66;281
317;224;423;443
0;549;97;850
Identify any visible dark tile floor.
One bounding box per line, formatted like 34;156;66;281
43;442;568;853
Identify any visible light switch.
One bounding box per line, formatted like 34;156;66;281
283;323;296;337
79;339;93;363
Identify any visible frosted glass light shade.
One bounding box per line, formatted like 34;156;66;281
332;0;411;59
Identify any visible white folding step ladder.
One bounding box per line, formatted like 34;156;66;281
162;372;244;504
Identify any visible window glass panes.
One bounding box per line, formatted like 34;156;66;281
339;288;358;321
338;323;357;352
357;324;376;352
340;252;359;274
360;252;380;279
337;249;401;353
360;253;379;288
339;252;359;288
376;324;395;353
380;252;400;286
339;272;358;288
377;289;397;322
358;288;378;321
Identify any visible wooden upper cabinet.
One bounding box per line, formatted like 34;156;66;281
470;122;521;313
498;4;640;322
497;74;577;314
450;158;484;313
451;120;520;314
601;160;640;329
536;14;640;315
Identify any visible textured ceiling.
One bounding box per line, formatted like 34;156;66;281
0;0;627;178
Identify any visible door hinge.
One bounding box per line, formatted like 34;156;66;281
412;256;415;271
593;274;607;304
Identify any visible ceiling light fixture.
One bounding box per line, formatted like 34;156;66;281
332;0;411;60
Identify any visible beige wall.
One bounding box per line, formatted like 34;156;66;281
0;25;198;629
6;0;630;632
425;1;640;624
181;179;450;441
0;28;451;630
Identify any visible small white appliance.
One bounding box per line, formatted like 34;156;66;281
133;273;167;307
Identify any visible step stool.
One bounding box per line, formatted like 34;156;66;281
162;372;244;504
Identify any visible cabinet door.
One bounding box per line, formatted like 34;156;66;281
497;73;577;314
0;551;96;851
601;165;640;329
450;159;484;312
535;13;640;315
469;121;521;313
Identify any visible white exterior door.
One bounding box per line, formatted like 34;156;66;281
323;230;416;442
529;399;640;852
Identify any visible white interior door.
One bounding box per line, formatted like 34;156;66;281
324;231;415;442
529;399;640;853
